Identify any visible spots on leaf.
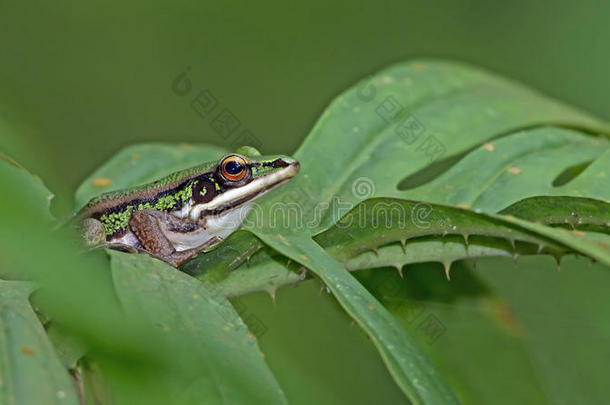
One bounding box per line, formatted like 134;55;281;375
179;143;195;150
276;234;291;246
93;178;113;188
413;63;425;72
20;347;35;356
507;167;522;175
491;301;523;337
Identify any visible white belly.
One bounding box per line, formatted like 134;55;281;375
107;203;252;252
167;203;253;251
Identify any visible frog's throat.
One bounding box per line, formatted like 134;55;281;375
188;161;299;220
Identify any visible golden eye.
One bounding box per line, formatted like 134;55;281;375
220;155;248;181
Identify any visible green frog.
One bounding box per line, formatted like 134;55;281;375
76;147;299;266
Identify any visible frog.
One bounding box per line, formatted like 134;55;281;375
75;146;299;266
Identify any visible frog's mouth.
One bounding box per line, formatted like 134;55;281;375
189;159;300;220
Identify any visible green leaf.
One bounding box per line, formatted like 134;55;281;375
0;155;53;223
45;323;87;370
236;62;609;405
231;64;610;404
276;60;606;232
325;197;610;266
0;281;79;405
204;194;609;299
251;232;460;405
237;60;605;403
315;199;557;261
492;213;610;266
405;127;610;211
109;251;287;405
499;195;610;232
181;231;266;283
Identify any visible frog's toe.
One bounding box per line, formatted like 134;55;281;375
81;218;107;247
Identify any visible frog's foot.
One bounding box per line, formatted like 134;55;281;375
81;218;107;247
129;210;222;267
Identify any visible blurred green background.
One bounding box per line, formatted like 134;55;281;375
2;1;609;403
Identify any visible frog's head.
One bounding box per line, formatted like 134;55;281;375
188;147;299;221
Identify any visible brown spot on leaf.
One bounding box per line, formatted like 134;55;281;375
595;242;609;250
21;347;35;356
413;63;426;72
483;143;495;152
179;143;195;150
298;254;310;263
507;167;522;175
572;230;585;237
92;178;112;188
492;301;523;337
277;234;291;246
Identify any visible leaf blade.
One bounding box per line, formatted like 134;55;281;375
251;232;461;405
109;251;288;405
0;281;79;405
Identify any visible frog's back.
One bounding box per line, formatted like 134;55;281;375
78;161;216;218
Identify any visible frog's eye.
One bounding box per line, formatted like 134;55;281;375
220;155;248;181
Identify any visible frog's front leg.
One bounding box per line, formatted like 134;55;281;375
129;210;222;267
